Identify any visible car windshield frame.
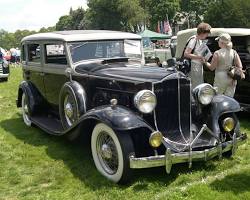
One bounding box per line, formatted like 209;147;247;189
68;39;142;64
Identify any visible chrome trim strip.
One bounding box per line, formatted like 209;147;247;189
177;72;188;144
129;134;247;170
152;82;159;131
0;74;9;78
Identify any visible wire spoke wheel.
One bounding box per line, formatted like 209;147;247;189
96;131;119;174
91;123;134;183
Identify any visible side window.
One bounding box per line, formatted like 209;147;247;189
45;44;67;65
21;45;26;61
28;44;41;62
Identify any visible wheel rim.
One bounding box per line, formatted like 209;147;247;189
96;131;119;175
63;94;77;126
22;94;31;126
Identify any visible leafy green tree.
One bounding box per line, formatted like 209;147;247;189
87;0;147;32
87;0;123;30
142;0;180;31
204;0;250;28
56;7;87;31
39;26;56;33
176;0;216;28
0;29;36;49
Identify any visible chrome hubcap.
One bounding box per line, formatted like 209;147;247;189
97;131;118;175
24;104;29;114
101;144;113;159
64;103;73;118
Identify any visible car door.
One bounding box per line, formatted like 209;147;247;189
24;42;45;97
233;35;250;105
43;42;69;110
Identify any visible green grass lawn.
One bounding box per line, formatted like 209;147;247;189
0;67;250;200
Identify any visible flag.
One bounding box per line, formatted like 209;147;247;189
164;20;172;34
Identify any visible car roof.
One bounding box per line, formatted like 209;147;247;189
175;28;250;58
21;30;141;43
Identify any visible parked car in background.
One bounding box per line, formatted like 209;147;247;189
175;28;250;111
170;35;177;57
0;48;10;81
17;30;246;184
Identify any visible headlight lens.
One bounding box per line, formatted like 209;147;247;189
222;117;235;132
195;83;216;105
134;90;157;113
149;131;163;148
2;60;8;68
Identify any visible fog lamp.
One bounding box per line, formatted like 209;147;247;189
222;117;235;132
149;131;163;148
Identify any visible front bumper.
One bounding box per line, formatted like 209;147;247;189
0;73;9;78
130;133;247;173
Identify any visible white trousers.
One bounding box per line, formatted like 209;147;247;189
214;71;236;97
190;62;204;89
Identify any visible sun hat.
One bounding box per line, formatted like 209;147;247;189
215;33;232;48
215;33;231;43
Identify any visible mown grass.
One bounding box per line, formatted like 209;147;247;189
0;67;250;200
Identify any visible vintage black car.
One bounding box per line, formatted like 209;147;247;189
0;49;9;81
17;30;246;184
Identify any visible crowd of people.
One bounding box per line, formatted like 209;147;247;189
0;47;21;65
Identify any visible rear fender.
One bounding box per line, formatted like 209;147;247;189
16;81;43;114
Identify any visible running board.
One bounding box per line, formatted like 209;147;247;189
31;115;64;135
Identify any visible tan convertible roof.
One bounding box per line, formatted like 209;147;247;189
21;30;141;43
175;28;250;58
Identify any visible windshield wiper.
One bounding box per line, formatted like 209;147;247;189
101;57;129;64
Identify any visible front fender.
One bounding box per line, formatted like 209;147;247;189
81;105;154;132
210;94;241;136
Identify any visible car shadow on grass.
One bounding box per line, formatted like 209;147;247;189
209;170;250;194
1;114;223;189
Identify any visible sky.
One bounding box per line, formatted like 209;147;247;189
0;0;88;32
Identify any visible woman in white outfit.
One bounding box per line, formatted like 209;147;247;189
205;33;245;97
184;23;211;89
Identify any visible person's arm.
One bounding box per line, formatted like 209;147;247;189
205;52;218;71
184;47;204;62
184;38;204;62
235;52;245;79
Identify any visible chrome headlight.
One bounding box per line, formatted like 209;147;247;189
2;59;8;68
194;83;216;105
134;90;157;113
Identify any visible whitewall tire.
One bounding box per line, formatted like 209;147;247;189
21;93;32;127
91;123;134;183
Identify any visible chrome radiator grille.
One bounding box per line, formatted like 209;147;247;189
153;76;191;146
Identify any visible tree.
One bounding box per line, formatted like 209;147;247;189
204;0;250;28
55;7;87;31
177;0;217;28
87;0;147;32
118;0;147;32
142;0;180;31
87;0;123;30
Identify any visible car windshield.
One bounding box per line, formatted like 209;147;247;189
68;40;142;63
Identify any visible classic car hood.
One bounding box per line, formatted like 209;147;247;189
96;66;176;82
75;62;177;82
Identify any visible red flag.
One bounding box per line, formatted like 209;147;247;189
164;20;170;33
